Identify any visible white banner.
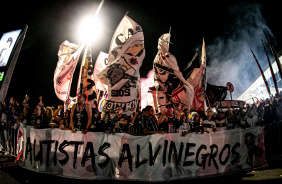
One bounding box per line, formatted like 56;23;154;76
17;126;266;181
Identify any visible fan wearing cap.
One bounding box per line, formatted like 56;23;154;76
158;104;182;133
202;108;216;133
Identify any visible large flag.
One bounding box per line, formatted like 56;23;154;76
153;33;194;113
188;38;206;111
76;44;96;107
97;15;145;115
54;40;83;102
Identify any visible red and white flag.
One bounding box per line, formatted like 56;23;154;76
153;33;194;113
189;38;207;111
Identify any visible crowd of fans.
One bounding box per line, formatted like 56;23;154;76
0;92;282;153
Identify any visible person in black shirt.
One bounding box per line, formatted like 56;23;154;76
22;94;31;122
129;111;143;135
159;105;182;133
70;94;92;134
101;111;112;134
90;111;107;132
58;109;71;130
112;106;129;133
142;105;164;135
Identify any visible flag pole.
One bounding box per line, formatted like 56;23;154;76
250;49;271;97
63;41;85;111
94;0;105;18
168;27;171;50
261;39;279;95
76;0;104;100
77;42;89;97
262;29;282;84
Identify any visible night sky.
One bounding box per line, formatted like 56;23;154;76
1;0;282;107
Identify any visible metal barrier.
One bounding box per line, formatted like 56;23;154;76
264;121;282;162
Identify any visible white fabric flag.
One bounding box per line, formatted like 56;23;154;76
54;40;83;101
97;15;145;115
153;33;194;113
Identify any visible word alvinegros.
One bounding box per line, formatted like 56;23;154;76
24;138;241;172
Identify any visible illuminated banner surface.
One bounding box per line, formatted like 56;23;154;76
17;126;266;181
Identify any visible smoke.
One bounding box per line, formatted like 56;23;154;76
206;2;273;100
140;70;154;109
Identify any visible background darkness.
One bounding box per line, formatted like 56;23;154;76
0;0;282;107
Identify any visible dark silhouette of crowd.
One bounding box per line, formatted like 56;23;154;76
1;92;282;154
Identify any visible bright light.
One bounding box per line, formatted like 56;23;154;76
78;16;103;43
